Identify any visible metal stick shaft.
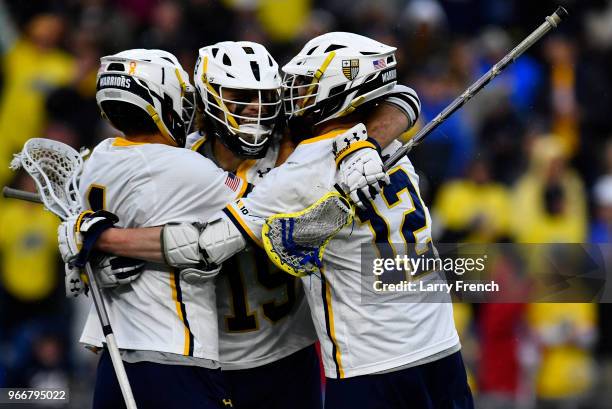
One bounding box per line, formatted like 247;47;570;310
84;264;138;409
384;6;568;170
2;186;42;203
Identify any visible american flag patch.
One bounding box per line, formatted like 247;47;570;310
373;58;387;69
225;173;241;191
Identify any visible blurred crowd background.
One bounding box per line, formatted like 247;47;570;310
0;0;611;408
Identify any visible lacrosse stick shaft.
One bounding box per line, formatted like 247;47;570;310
84;263;138;409
3;186;138;408
384;6;568;170
3;186;42;203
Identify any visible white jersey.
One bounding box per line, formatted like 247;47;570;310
223;129;460;378
186;132;317;370
79;137;242;361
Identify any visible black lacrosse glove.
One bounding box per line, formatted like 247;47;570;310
72;210;119;268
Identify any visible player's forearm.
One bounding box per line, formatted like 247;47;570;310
365;102;409;149
97;227;165;263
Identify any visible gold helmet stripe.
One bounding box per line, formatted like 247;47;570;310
174;68;187;97
296;51;336;115
201;56;240;130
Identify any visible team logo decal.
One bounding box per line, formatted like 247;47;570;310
342;59;359;81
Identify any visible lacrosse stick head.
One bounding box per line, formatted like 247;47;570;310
10;138;83;220
262;191;354;277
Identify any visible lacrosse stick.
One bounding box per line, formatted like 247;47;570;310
384;6;568;169
2;186;41;203
262;7;568;278
9;138;137;409
262;191;354;277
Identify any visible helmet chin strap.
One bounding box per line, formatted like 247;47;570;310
145;104;178;146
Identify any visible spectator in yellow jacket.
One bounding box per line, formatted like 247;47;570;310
512;135;587;243
0;171;60;303
513;136;595;407
434;155;512;243
0;13;75;186
527;303;596;408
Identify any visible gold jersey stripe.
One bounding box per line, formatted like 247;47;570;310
322;270;345;378
169;270;193;356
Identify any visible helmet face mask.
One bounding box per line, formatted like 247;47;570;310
182;89;196;136
282;74;319;117
207;86;281;149
194;41;283;159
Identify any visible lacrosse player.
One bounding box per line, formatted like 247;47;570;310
60;41;416;409
187;41;322;409
60;49;238;408
159;33;472;409
74;34;467;408
65;34;460;408
187;41;411;409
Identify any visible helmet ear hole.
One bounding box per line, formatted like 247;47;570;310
162;93;174;123
160;92;187;145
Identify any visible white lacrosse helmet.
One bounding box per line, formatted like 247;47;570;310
194;41;282;159
96;48;195;147
282;32;398;130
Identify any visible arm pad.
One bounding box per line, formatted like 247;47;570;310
162;222;203;268
161;215;247;268
198;214;247;265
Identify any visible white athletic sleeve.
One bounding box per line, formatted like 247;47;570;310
139;147;244;226
77;140;245;360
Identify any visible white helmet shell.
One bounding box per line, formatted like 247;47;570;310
282;32;398;125
194;41;282;158
96;48;195;146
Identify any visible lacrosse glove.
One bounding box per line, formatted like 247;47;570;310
334;123;389;209
58;209;119;267
91;254;145;288
64;263;88;298
58;210;119;297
